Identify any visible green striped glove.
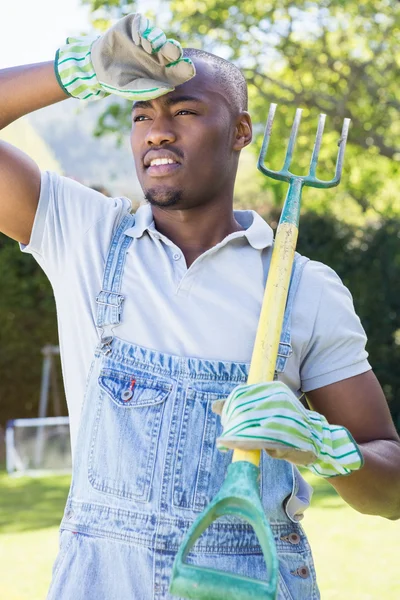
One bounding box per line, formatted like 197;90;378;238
213;381;364;478
55;13;195;101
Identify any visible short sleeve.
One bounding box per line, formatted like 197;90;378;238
297;261;371;392
20;171;132;277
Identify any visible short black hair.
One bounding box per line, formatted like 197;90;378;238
183;48;248;114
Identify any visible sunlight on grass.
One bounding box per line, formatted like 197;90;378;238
0;527;59;600
0;472;70;599
0;470;399;599
300;471;400;599
0;473;71;534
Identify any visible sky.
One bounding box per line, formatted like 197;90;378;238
0;0;161;69
0;0;93;68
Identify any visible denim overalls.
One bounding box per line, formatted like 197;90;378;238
47;214;320;600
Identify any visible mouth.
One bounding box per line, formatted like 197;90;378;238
146;161;181;177
143;150;183;178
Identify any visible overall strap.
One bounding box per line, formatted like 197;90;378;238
95;213;135;338
275;253;310;373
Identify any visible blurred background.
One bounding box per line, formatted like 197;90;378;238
0;0;399;598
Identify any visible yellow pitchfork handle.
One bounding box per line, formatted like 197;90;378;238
232;194;300;467
233;102;351;467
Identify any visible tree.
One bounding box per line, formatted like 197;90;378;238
0;120;64;426
82;0;399;219
296;213;400;432
0;236;63;426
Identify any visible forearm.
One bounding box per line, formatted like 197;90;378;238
328;439;400;520
0;62;68;130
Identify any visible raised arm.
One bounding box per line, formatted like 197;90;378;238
0;13;195;246
0;62;68;244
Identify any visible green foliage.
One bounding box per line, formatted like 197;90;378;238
0;236;63;425
169;0;398;160
167;0;399;217
93;98;133;145
82;0;138;30
295;213;400;431
348;221;400;431
82;0;136;17
88;0;399;218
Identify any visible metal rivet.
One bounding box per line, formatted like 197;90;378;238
291;566;310;579
121;390;133;402
280;532;301;545
289;533;301;545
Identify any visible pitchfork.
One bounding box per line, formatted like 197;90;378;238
170;103;350;600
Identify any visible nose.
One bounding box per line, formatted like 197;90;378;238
145;115;177;146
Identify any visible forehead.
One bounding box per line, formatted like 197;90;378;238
133;59;228;111
174;58;219;98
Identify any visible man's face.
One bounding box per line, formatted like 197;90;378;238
130;60;245;209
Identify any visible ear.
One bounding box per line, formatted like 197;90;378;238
233;111;252;151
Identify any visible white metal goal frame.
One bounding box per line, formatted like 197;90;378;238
5;416;72;476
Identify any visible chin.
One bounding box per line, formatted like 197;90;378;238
145;188;183;208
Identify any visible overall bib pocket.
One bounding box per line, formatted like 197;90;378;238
172;385;262;512
88;368;172;501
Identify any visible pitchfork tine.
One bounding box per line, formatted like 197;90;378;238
257;103;277;173
282;108;302;172
257;104;350;189
333;118;351;184
308;113;326;178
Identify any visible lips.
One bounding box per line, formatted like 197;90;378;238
143;149;182;178
143;149;182;168
146;162;181;177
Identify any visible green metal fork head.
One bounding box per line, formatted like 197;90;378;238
258;103;350;189
170;461;278;600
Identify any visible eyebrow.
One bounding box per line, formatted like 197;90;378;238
132;95;204;111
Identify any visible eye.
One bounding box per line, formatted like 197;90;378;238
176;110;196;116
133;115;150;122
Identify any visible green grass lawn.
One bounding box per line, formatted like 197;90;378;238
0;470;399;599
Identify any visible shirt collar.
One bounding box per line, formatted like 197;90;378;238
124;204;273;250
234;209;273;250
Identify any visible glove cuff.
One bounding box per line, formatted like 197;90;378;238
307;421;364;478
55;36;109;101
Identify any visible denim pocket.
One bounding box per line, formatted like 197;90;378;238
88;368;172;501
172;385;261;513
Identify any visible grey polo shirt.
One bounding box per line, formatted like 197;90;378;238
21;172;371;453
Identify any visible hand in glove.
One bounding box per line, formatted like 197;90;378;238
212;381;364;478
55;13;195;101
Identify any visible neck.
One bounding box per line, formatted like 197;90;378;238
151;202;244;258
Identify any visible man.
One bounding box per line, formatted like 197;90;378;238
1;13;399;600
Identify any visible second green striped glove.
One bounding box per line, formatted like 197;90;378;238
212;381;364;478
